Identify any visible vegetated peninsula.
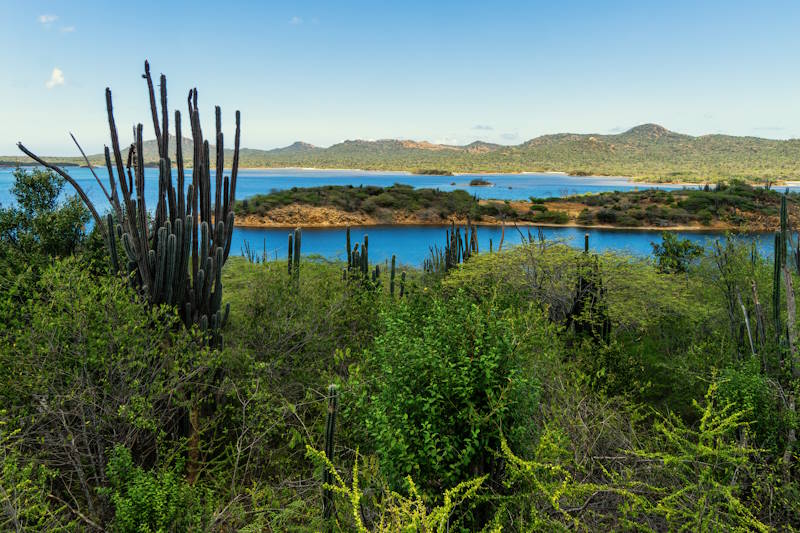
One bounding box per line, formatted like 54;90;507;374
234;181;797;231
4;124;800;183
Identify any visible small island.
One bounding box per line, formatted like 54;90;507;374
469;178;493;186
233;181;795;231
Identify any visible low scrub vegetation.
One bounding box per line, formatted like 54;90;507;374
2;168;800;531
236;184;544;223
564;181;792;228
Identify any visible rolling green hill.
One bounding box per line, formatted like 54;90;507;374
4;124;800;183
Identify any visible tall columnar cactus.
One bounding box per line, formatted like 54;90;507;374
400;271;406;297
346;226;351;269
288;232;294;276
584;233;590;253
774;231;783;341
780;194;788;266
322;384;338;528
362;235;369;276
293;227;302;280
18;61;239;345
390;254;396;296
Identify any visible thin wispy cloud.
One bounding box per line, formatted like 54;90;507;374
472;124;493;131
45;68;65;89
38;14;58;25
290;16;303;25
500;132;519;141
60;26;75;33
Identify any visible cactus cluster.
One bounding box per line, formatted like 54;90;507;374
424;219;479;275
344;227;377;282
345;227;369;278
773;194;790;341
19;62;240;345
340;227;403;294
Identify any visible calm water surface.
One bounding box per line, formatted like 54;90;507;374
0;166;774;265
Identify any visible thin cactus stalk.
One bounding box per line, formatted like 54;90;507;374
584;233;590;253
781;195;788;267
293;227;302;281
346;226;351;269
774;231;783;341
18;61;241;346
390;254;396;296
362;235;369;276
322;384;338;527
400;271;406;297
288;233;294;276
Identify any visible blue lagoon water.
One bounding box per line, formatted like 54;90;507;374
232;224;774;267
0;166;773;265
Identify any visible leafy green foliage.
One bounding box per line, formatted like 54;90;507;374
635;382;769;532
0;259;215;528
0;168;89;329
0;415;73;531
718;359;784;452
0;167;88;261
101;446;206;533
4;167;800;530
355;291;547;495
306;446;487;532
652;232;705;273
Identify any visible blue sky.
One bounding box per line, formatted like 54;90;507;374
1;0;799;154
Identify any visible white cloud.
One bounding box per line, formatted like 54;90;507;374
38;14;58;24
60;26;75;33
472;124;493;131
290;16;303;24
45;68;65;89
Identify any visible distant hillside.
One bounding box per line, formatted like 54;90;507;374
4;124;800;183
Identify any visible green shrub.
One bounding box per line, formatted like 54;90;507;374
717;359;783;452
651;232;704;273
356;291;545;497
532;210;569;223
101;446;207;532
596;209;617;223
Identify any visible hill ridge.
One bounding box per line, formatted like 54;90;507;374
4;124;800;182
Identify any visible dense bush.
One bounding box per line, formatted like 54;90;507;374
0;258;216;528
354;292;552;497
